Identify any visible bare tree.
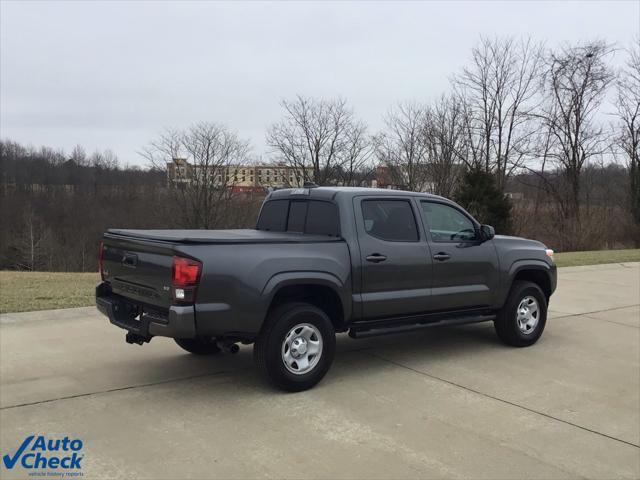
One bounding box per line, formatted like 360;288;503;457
539;41;614;224
336;120;374;186
142;122;251;229
423;95;467;197
374;102;430;191
70;145;88;165
16;207;49;270
90;149;119;170
615;38;640;235
453;36;543;189
266;96;368;185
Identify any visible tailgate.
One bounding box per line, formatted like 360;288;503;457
101;234;177;309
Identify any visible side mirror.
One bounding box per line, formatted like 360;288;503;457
481;224;495;241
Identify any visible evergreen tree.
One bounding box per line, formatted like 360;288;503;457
454;168;512;234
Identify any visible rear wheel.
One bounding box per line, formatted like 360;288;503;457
254;302;336;392
174;337;221;355
494;280;547;347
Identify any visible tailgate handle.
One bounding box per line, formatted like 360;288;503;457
122;253;138;267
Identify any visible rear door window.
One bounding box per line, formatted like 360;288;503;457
361;199;419;242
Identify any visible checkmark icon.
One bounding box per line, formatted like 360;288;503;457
2;435;34;469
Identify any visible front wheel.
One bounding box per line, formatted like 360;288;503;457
254;302;336;392
174;337;221;355
494;280;547;347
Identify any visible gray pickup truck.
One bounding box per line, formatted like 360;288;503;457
96;186;556;391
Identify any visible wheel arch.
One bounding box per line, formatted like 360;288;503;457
505;261;554;304
262;272;350;332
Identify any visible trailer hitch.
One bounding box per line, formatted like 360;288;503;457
125;332;152;345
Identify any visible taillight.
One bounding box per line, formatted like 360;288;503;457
171;256;201;303
98;241;104;280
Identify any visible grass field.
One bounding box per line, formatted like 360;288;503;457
1;249;639;314
554;248;640;267
0;271;99;314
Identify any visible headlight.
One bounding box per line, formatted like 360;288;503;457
545;249;554;261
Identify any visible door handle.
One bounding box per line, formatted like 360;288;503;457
122;253;138;267
366;253;387;263
433;252;451;261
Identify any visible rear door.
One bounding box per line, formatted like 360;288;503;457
418;200;499;311
354;197;432;319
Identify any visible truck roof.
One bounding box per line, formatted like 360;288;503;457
268;186;447;202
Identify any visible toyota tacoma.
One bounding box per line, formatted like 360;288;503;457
96;186;557;391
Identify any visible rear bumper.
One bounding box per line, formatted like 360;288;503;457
96;282;196;339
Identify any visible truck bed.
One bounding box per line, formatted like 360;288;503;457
106;229;343;244
100;227;349;319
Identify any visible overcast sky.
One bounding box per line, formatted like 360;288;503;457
1;0;638;166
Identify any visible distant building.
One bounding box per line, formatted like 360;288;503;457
166;159;305;192
167;159;449;193
374;164;435;192
505;192;524;200
375;165;393;189
166;158;193;186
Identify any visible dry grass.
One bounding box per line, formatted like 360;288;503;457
554;249;640;267
1;249;639;314
0;271;99;314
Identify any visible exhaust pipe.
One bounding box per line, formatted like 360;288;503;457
216;339;240;354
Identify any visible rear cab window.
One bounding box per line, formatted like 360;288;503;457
306;201;339;236
256;200;289;231
257;199;339;236
287;201;308;233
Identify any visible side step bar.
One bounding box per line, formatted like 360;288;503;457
349;312;496;339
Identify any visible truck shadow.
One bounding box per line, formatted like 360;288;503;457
336;321;500;353
149;322;504;394
0;322;523;410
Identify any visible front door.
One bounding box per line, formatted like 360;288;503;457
355;197;432;319
418;200;499;311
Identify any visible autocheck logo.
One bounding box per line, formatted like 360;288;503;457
2;435;84;474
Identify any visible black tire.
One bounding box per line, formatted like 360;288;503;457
174;337;221;355
254;302;336;392
494;280;547;347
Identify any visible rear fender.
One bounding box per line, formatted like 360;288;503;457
261;271;351;322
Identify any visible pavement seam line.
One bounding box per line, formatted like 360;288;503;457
363;351;640;450
0;346;376;410
0;370;231;410
580;315;640;329
551;304;639;321
553;311;640;329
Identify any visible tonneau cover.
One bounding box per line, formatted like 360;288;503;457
106;228;342;244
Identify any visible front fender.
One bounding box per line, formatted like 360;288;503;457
499;259;556;306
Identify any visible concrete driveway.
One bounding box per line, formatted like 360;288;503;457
1;263;639;479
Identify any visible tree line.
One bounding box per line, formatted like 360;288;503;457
1;36;638;271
